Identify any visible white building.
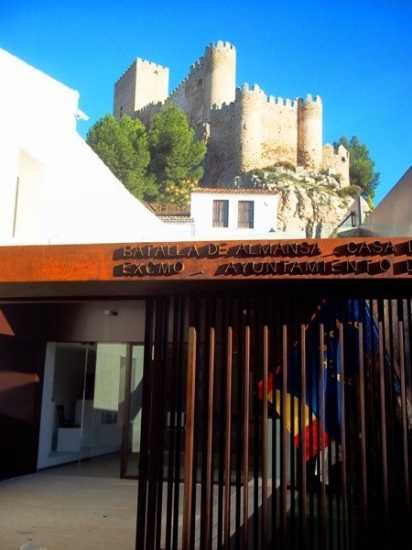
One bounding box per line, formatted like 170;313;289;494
0;48;170;245
156;188;305;239
191;187;300;238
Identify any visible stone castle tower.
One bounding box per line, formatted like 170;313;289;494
114;41;349;187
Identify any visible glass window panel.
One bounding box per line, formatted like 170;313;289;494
238;200;254;228
213;199;229;227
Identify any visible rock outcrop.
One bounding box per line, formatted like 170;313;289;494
233;168;361;238
276;183;354;238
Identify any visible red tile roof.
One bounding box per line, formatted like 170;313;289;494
191;187;279;195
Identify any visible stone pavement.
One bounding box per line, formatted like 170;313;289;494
0;470;138;550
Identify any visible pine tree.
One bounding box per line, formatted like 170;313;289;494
86;114;158;201
148;105;207;205
334;135;380;203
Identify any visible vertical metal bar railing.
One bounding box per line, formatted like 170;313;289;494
270;301;280;550
223;322;233;549
153;298;170;549
298;321;307;549
358;319;368;544
252;299;261;549
171;297;186;550
338;317;348;550
201;299;216;550
136;297;169;550
182;313;197;550
378;313;390;549
234;301;243;549
403;299;412;547
405;298;412;546
397;310;411;547
280;323;288;548
217;299;230;548
135;292;412;549
165;298;177;550
136;298;156;550
288;305;297;550
318;322;326;550
164;296;185;550
242;323;250;550
262;322;269;548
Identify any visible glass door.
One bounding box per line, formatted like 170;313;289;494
121;344;144;478
83;343;126;464
40;341;146;476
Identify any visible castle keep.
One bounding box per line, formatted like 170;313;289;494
114;41;349;187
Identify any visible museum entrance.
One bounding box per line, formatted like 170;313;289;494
33;291;412;548
1;239;412;548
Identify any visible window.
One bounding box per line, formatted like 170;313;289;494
238;200;254;228
213;200;229;228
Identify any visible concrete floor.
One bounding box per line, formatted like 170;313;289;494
0;454;281;549
0;455;138;550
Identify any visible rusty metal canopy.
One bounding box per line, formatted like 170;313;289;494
1;238;412;299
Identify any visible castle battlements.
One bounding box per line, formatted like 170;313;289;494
136;101;163;115
207;40;235;51
113;41;349;188
168;78;189;102
237;83;266;96
297;94;322;105
267;96;296;107
189;40;234;73
114;57;168;85
211;101;236;114
236;85;300;109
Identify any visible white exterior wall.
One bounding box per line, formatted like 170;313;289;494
359;166;412;236
0;48;170;245
190;190;280;239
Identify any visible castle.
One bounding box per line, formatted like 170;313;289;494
114;41;349;188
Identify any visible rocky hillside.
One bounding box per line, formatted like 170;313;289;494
232;167;362;238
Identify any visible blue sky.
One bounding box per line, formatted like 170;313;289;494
1;0;411;205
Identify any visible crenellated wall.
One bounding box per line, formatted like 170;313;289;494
113;41;349;187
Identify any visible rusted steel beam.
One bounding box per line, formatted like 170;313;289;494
1;238;412;289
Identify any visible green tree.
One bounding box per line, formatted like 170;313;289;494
334;135;380;203
86;114;158;201
148;105;207;205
